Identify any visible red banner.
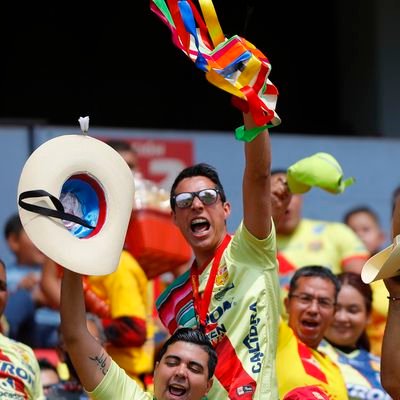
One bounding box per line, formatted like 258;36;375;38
101;137;193;190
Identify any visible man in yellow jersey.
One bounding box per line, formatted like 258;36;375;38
271;170;369;289
60;268;217;400
156;112;281;399
0;259;44;399
277;265;348;399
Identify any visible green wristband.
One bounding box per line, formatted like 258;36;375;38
234;124;269;142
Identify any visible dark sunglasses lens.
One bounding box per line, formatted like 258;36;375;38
175;193;194;208
199;189;218;205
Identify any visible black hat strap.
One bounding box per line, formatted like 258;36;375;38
18;189;95;229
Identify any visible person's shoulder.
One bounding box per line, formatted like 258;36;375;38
318;339;339;360
234;219;276;245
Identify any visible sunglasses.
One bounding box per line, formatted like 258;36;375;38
172;188;221;209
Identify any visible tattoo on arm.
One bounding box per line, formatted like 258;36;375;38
89;351;109;375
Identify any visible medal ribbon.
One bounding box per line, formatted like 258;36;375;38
191;234;231;331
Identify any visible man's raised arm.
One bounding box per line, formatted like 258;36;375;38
381;196;400;398
242;113;272;239
60;269;111;392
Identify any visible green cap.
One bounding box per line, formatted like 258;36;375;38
287;152;355;194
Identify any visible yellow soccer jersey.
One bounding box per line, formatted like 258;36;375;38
0;334;44;399
277;219;368;284
157;222;281;400
277;322;348;400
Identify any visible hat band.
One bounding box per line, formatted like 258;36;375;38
18;189;96;230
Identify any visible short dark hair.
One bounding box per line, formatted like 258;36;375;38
105;139;136;154
343;206;380;226
156;328;217;379
170;163;226;211
38;358;58;372
271;168;287;176
4;213;22;239
289;266;341;301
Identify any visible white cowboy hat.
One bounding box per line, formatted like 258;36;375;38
17;128;134;276
361;235;400;283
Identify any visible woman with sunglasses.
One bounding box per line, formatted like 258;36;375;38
319;272;390;400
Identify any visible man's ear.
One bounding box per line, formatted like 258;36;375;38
223;201;231;219
153;361;160;375
205;378;214;394
284;296;290;314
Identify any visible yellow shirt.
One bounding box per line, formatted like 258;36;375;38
277;219;368;283
277;322;348;400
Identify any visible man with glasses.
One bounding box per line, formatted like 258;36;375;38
156;112;281;399
277;265;348;399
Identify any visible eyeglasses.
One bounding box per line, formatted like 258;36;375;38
289;293;335;309
172;188;221;209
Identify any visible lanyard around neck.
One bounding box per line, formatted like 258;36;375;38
190;234;231;331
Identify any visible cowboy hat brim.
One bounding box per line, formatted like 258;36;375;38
18;134;134;276
361;237;400;283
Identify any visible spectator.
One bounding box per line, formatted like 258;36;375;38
271;170;369;290
156;112;281;399
277;266;348;399
343;206;386;256
0;258;44;399
320;272;389;399
4;213;59;348
60;268;217;400
38;358;60;397
105;139;139;174
343;206;389;356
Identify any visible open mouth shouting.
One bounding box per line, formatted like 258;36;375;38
191;218;210;236
166;383;189;399
300;318;320;333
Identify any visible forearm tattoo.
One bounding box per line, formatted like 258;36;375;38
89;351;108;375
